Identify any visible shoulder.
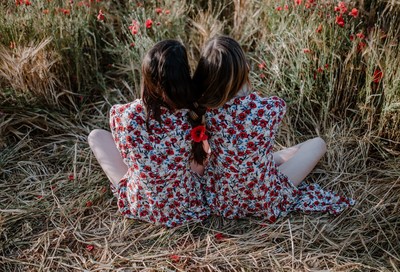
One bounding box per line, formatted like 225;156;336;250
110;99;145;124
223;92;286;111
258;95;286;113
109;99;145;130
110;99;143;117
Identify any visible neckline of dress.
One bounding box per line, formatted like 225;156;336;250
224;91;256;105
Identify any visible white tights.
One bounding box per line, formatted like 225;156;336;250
273;137;327;186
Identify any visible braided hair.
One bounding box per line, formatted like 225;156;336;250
141;40;210;166
188;102;209;165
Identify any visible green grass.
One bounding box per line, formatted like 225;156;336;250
1;0;399;270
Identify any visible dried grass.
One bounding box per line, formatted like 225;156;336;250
0;39;61;105
1;99;399;271
1;0;400;271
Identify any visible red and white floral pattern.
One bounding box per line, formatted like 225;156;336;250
109;100;210;227
204;93;354;222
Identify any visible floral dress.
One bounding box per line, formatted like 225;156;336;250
109;100;210;227
204;92;354;222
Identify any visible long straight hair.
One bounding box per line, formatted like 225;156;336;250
190;35;250;165
141;40;196;124
193;35;250;109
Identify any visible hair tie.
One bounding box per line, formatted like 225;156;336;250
190;125;208;143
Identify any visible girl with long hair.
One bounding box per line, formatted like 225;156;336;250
88;40;210;227
192;35;354;222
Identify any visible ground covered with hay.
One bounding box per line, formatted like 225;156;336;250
1;0;399;271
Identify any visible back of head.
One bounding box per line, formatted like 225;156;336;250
193;35;249;109
141;40;194;122
189;36;249;166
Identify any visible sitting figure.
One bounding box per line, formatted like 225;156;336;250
191;35;355;222
88;40;210;227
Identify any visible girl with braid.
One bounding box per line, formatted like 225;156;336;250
193;35;354;222
88;40;210;227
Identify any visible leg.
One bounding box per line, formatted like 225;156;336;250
88;129;128;188
273;142;304;166
277;137;327;186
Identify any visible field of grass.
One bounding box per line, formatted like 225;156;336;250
1;0;399;271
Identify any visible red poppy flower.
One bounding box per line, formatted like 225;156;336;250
357;41;366;51
61;9;70;15
316;24;322;33
258;62;266;69
276;6;282;11
170;255;180;262
303;48;311;53
372;69;383;83
356;32;365;39
294;0;302;5
97;10;105;21
214;233;225;240
86;244;94;251
68;174;74;181
16;0;31;6
164;9;170;14
155;7;162;14
335;15;345;27
190;125;208;142
349;8;358;18
145;19;153;29
86;201;93;207
334;2;347;13
129;20;139;35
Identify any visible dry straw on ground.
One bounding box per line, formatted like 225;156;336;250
1;109;399;271
1;0;400;271
0;39;61;105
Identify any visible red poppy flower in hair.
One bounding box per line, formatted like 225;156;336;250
190;125;208;142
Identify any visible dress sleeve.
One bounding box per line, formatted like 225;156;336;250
109;104;120;141
259;95;286;135
109;104;129;160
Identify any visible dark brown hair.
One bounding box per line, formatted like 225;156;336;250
141;40;196;124
190;35;250;165
193;35;250;108
141;40;209;165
